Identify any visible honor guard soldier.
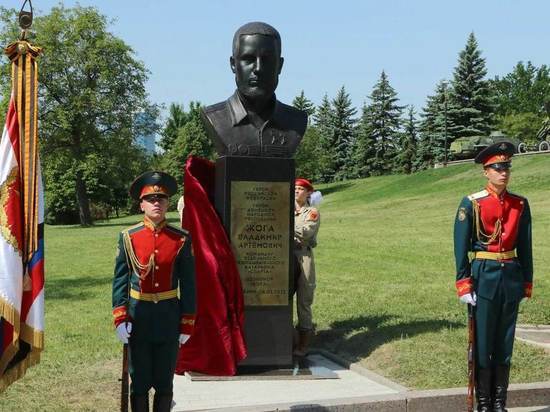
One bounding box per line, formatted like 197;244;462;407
112;171;196;412
454;142;533;412
293;178;321;357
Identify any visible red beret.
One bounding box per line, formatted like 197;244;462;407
295;178;313;192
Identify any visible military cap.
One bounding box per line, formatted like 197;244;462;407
475;141;516;170
295;178;314;192
129;171;178;200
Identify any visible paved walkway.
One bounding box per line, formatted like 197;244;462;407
172;354;401;411
509;408;550;412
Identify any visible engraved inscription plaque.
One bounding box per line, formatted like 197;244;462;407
230;181;290;306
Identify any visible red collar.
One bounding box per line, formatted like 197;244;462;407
485;185;507;199
143;216;167;231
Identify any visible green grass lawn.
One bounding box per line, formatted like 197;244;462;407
1;154;549;411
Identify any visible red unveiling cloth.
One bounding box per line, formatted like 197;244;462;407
175;156;247;375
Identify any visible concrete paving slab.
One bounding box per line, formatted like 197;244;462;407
172;354;400;411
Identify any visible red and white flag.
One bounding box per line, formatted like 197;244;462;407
0;95;45;392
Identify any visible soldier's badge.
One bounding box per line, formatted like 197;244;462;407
458;207;467;222
307;210;319;222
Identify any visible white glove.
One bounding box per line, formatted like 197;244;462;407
116;322;132;344
459;292;477;306
179;334;190;347
520;297;529;304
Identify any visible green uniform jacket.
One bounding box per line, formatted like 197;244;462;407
112;219;197;341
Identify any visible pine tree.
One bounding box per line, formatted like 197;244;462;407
292;90;316;121
417;81;455;167
398;106;418;174
365;71;403;175
350;103;377;178
330;86;357;180
448;32;494;140
313;94;336;182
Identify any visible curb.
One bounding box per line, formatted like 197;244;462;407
211;382;550;411
202;348;550;412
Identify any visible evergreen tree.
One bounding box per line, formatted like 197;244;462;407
448;32;494;140
365;71;403;175
313;94;336;182
416;80;457;168
331;86;357;180
398;106;418;174
292;90;316;121
350;103;377;178
295;126;323;181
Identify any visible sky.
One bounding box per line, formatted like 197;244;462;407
1;0;549;120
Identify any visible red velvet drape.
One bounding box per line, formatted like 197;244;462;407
175;156;247;375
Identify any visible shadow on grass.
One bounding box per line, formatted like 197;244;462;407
321;182;354;196
46;275;112;300
316;314;462;362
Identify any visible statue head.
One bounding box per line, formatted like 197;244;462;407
230;22;284;107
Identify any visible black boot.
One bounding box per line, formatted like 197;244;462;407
153;392;173;412
493;365;510;412
476;368;492;412
130;394;150;412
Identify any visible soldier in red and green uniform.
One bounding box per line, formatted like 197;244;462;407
112;171;196;412
454;142;533;412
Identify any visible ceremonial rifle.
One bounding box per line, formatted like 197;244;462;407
120;341;129;412
467;303;475;412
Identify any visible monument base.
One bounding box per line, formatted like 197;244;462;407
215;156;295;368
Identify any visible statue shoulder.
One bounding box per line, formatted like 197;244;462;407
201;101;228;126
277;101;308;136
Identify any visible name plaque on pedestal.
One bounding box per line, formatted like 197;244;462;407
230;181;290;306
215;156;294;367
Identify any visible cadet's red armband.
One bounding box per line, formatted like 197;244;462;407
524;282;533;298
456;278;473;297
113;306;129;327
180;314;196;335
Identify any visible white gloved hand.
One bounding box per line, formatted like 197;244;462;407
459;292;477;306
116;322;132;344
179;334;190;347
520;297;529;304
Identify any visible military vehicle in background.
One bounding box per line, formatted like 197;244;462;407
449;131;519;160
450;123;550;160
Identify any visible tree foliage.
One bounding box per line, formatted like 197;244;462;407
448;32;494;140
0;5;158;225
363;71;403;175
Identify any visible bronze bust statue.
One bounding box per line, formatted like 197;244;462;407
202;22;307;157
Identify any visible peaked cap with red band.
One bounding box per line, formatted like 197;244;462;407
129;171;178;200
474;141;516;167
295;178;314;192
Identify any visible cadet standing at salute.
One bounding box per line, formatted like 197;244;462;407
112;171;196;412
454;142;533;412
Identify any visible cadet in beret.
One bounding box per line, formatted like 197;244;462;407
454;142;533;412
112;171;196;412
293;178;321;357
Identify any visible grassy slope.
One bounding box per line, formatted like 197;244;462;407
314;154;550;388
0;154;548;410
